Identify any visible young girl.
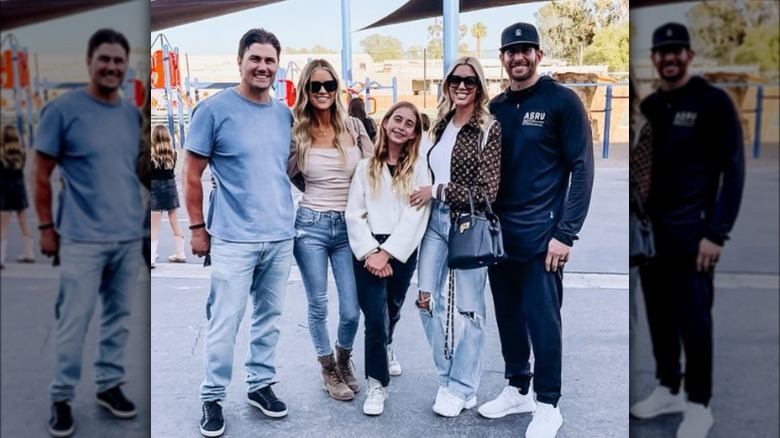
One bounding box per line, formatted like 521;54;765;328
150;124;186;267
0;124;35;268
346;101;430;416
289;59;374;402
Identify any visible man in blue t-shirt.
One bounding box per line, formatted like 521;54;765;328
182;28;295;438
34;29;143;437
478;22;594;438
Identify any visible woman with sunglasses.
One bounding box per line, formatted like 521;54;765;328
345;101;430;415
288;59;374;402
409;56;502;417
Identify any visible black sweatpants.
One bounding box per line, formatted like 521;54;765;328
639;252;714;405
488;252;564;406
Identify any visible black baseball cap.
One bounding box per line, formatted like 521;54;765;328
652;22;691;51
500;22;540;51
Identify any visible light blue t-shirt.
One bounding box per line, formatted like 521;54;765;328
185;88;295;242
34;89;143;242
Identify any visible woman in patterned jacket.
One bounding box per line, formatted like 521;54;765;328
408;56;502;417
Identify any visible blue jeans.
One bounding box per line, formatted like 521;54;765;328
417;200;487;401
293;207;360;357
49;238;142;402
199;237;293;402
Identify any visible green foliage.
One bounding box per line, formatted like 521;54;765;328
284;45;336;54
471;22;487;58
583;23;629;72
535;0;627;66
406;45;424;60
688;0;779;66
733;24;780;71
359;34;404;62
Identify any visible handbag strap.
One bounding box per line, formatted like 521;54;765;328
466;186;495;216
444;269;455;360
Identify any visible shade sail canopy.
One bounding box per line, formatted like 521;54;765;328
151;0;287;32
0;0;135;31
361;0;687;30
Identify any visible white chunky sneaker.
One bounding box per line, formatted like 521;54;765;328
525;402;563;438
363;377;387;416
387;345;401;376
630;385;685;419
676;401;714;438
432;387;474;417
478;386;536;419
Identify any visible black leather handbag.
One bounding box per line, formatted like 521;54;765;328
447;187;507;270
629;193;656;267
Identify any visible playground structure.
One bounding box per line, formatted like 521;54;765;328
1;32;147;148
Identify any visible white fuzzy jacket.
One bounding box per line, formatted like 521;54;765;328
346;157;431;263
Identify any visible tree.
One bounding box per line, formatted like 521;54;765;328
471;22;487;58
733;24;780;72
688;1;779;65
583;23;629;72
427;18;469;59
310;45;336;54
359;34;404;62
406;45;424;60
535;0;628;65
536;0;596;65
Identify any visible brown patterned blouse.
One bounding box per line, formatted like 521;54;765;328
428;111;502;220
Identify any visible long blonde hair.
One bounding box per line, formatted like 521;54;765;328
151;124;175;169
367;101;423;198
292;59;349;172
430;56;493;137
0;125;25;171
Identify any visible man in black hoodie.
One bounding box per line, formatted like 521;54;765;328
629;23;744;438
478;22;594;438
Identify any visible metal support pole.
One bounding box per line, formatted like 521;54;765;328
392;76;397;104
753;84;763;158
602;85;612;159
340;0;353;86
162;44;175;148
423;48;427;109
364;76;370;113
442;0;459;77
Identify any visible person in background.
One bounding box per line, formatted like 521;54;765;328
345;101;430;416
348;96;377;143
0;124;35;268
150;124;186;268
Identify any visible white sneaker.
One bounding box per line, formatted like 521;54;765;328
363;377;387;416
435;386;476;409
433;387;471;417
525;402;563;438
630;385;685;419
676;401;714;438
478;386;536;419
387;345;401;376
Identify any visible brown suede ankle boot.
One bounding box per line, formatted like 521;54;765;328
318;353;354;401
336;346;360;393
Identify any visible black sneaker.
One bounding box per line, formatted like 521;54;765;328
247;384;287;418
199;401;225;437
96;386;136;418
48;401;75;437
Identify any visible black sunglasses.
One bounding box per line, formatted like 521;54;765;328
448;75;479;89
307;80;338;93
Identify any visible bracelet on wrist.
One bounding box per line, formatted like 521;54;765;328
38;223;54;230
189;223;206;230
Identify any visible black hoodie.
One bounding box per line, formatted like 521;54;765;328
640;76;745;252
489;76;595;262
